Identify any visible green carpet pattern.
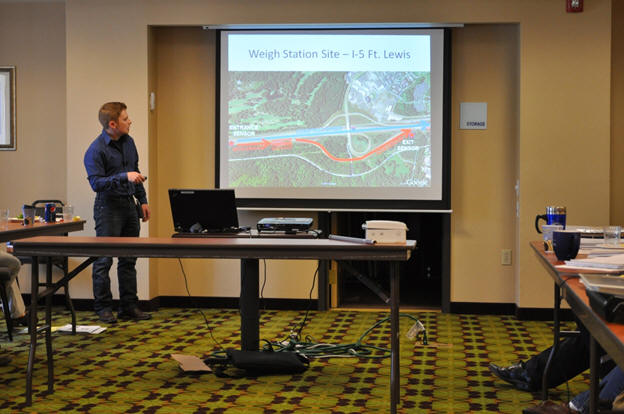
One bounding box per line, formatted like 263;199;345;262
0;308;588;413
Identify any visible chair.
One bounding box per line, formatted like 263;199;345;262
31;199;64;218
18;199;76;332
0;266;14;341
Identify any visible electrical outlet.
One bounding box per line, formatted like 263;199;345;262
501;249;512;266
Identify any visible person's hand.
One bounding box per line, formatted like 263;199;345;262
141;204;150;222
127;171;146;183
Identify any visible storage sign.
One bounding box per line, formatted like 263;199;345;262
460;102;487;130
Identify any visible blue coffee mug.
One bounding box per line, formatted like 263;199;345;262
535;206;567;233
552;230;580;261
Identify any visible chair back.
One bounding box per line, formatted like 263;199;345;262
31;200;64;217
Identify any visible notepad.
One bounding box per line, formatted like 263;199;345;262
595;243;624;249
579;248;624;257
580;274;624;298
566;253;624;270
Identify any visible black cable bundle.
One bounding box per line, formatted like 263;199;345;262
261;313;427;359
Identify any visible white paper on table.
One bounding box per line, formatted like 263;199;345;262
566;253;624;270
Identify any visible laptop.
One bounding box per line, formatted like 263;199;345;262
168;188;240;236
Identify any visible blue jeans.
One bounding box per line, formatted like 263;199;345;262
571;366;624;413
524;319;606;390
92;195;140;313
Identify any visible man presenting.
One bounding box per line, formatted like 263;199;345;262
84;102;151;323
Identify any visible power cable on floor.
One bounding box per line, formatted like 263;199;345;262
177;258;224;351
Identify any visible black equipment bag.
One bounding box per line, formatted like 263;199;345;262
587;290;624;323
205;349;309;377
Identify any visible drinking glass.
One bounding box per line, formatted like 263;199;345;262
62;205;74;222
0;208;8;230
542;224;563;251
604;226;622;246
22;205;35;226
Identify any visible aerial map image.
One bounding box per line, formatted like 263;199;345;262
227;70;431;188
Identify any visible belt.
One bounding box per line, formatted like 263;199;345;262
95;193;134;201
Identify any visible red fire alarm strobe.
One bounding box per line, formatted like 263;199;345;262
567;0;583;13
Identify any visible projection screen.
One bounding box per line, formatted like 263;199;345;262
218;29;450;211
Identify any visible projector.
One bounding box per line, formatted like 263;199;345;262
362;220;408;244
257;217;313;233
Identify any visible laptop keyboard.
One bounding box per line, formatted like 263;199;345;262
173;227;246;237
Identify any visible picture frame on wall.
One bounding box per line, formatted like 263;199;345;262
0;66;16;151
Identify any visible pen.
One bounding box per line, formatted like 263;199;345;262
328;234;376;245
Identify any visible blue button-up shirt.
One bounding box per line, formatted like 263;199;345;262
84;129;147;205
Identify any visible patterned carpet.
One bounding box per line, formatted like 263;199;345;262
0;307;588;413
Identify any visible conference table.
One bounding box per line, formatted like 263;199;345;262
531;241;624;414
12;235;416;412
0;220;85;400
0;220;85;244
0;220;86;324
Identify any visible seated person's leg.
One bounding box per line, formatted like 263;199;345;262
6;279;26;319
490;322;600;391
0;252;26;319
524;366;624;414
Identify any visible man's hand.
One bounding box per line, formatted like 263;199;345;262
141;204;150;222
127;171;146;183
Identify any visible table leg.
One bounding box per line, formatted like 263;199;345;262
26;256;39;406
542;282;562;400
390;262;400;414
318;259;329;311
240;258;259;351
23;255;95;404
45;258;54;393
589;337;599;414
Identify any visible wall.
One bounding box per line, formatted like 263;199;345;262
612;1;624;226
516;3;611;307
0;2;66;215
0;1;67;289
65;1;151;299
64;0;612;307
0;0;612;309
150;23;519;302
450;24;518;303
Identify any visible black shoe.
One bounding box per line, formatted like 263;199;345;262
97;310;117;324
489;362;535;391
118;307;151;321
13;311;30;327
522;400;575;414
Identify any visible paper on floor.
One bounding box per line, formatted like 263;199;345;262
171;354;212;372
57;324;107;334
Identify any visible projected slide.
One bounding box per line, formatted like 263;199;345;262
219;30;446;204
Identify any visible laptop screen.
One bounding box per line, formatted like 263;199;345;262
168;188;239;233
